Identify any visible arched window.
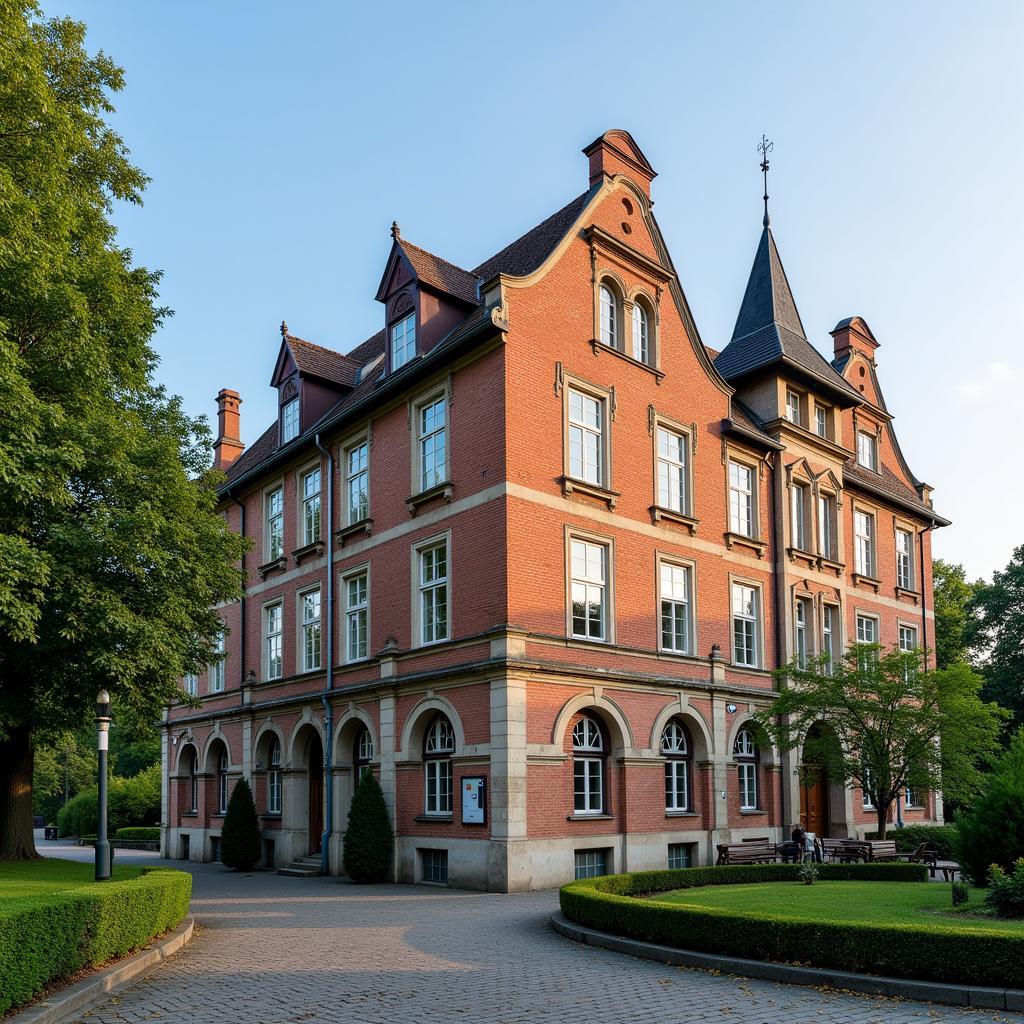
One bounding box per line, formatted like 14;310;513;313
187;749;198;813
267;738;282;814
423;715;454;815
632;302;649;364
661;719;691;812
572;716;605;815
217;749;229;814
354;725;374;780
599;285;618;349
733;728;759;810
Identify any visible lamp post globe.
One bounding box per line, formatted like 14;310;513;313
95;689;112;881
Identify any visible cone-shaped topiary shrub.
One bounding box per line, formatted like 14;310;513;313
220;777;261;871
343;770;394;883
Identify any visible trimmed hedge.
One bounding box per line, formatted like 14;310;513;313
115;827;160;841
559;863;1024;989
865;824;959;860
0;868;191;1015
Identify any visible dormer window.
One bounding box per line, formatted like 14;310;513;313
785;389;801;425
391;312;416;370
857;430;878;471
281;397;299;443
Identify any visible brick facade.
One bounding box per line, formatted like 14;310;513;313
162;129;947;890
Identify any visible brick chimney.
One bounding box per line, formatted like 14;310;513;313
831;316;879;364
583;129;656;199
213;389;244;470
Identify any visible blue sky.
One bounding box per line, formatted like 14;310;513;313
47;0;1023;579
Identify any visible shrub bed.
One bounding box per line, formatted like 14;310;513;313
114;827;160;842
0;867;191;1015
559;863;1024;989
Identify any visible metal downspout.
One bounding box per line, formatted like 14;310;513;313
228;493;247;696
314;435;335;875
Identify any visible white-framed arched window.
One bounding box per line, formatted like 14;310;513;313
424;715;454;815
661;719;691;812
733;728;759;810
267;738;282;815
354;725;374;780
186;748;198;813
217;749;229;814
599;285;618;349
632;302;649;364
572;716;605;815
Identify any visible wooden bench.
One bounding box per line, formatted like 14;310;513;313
863;840;899;861
821;838;850;861
716;841;777;865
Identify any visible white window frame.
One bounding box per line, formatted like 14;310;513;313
210;628;225;693
264;601;283;680
267;738;282;815
300;465;322;546
632;301;649;363
572;717;605;815
854;508;876;578
895;527;915;590
415;392;448;493
821;603;839;675
414;534;450;647
599;283;619;349
188;752;198;812
818;492;837;561
655;424;689;515
658;556;695;656
567;532;612;643
280;397;299;444
794;597;810;669
343;566;369;663
856;612;879;645
217;750;229;814
661;721;690;812
728;458;757;538
566;385;608;488
857;429;878;471
184;673;198;698
814;403;828;438
790;481;808;551
730;579;762;669
423;716;454;816
345;437;370;525
391;312;416;370
862;761;875;809
299;587;322;673
785;389;801;425
899;623;918;652
265;484;284;562
734;728;759;810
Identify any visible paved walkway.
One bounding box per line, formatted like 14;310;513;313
35;844;1022;1024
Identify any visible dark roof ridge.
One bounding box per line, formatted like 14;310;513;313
398;237;478;283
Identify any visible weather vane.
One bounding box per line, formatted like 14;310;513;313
758;134;773;227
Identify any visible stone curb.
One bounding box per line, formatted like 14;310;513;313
550;912;1024;1012
9;916;195;1024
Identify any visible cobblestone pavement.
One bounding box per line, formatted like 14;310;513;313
71;861;1022;1024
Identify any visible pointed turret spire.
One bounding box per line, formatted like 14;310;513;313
758;134;773;227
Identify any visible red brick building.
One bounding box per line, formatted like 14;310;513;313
161;130;948;890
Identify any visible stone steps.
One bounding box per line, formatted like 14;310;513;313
277;854;323;877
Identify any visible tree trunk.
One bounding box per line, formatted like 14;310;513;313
0;726;39;859
875;803;887;839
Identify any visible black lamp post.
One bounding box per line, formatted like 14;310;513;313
95;689;112;881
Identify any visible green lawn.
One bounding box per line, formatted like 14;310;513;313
649;880;1024;934
0;858;144;915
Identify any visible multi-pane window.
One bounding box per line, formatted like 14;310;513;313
862;761;874;809
896;529;914;590
854;510;876;577
391;312;416;369
421;848;448;884
302;467;321;545
572;717;604;814
418;540;449;645
217;750;229;814
857;430;878;471
662;720;691;812
265;603;283;679
188;750;198;812
632;303;649;363
856;614;878;644
904;784;920;808
660;561;692;654
795;598;809;669
281;398;299;443
570;539;608;641
574;848;608;880
899;623;918;652
599;285;617;348
267;738;282;814
668;843;693;870
791;483;808;550
266;487;284;561
184;673;198;697
354;727;374;777
418;396;447;491
300;588;322;672
346;441;369;523
345;572;368;661
815;404;828;438
731;582;759;668
211;629;225;693
818;494;836;560
734;729;758;810
822;605;837;674
424;715;454;815
728;461;755;537
568;388;604;486
786;390;801;425
657;427;688;514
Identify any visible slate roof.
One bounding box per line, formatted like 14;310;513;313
714;227;861;403
397;239;479;305
287;335;362;387
843;459;948;524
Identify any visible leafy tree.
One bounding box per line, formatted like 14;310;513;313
757;645;1006;838
219;777;260;871
955;729;1024;886
0;4;247;859
56;762;161;837
32;728;95;822
343;771;394;883
932;559;983;670
969;546;1024;728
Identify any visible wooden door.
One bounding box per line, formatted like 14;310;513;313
800;772;827;837
308;736;324;855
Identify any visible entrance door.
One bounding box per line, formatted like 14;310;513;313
800;770;827;837
308;735;324;855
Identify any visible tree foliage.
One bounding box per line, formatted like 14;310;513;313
932;559;983;670
343;770;394;883
968;545;1024;728
0;3;248;859
55;762;161;838
757;645;1006;837
220;777;260;871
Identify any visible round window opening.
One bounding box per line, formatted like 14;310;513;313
621;221;632;234
622;197;634;216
